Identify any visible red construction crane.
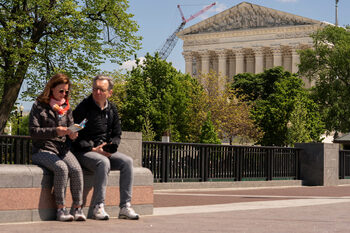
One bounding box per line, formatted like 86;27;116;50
157;2;216;60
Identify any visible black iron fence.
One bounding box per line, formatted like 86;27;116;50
10;135;350;183
0;135;32;164
142;142;301;182
339;150;350;179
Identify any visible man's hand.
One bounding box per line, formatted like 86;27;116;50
92;143;111;158
67;130;78;140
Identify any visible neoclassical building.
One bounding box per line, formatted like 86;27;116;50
177;2;328;88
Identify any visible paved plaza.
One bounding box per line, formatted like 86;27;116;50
1;185;350;232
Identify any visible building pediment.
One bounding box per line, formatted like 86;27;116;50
178;2;325;36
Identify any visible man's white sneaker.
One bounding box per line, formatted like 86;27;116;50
93;203;109;220
118;203;139;220
57;208;74;222
73;207;86;221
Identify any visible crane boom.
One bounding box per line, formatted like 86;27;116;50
185;2;216;23
157;3;216;60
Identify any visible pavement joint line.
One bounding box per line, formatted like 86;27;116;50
155;192;350;199
153;197;350;216
154;186;302;193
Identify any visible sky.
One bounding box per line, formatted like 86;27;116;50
114;0;350;73
20;0;350;110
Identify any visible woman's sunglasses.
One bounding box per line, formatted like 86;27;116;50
59;89;69;95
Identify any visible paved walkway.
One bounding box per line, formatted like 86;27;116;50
2;185;350;232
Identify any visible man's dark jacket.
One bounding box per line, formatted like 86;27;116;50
72;95;121;153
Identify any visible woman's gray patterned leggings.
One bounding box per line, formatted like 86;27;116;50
32;150;83;207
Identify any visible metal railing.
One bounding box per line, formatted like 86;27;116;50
0;135;32;164
0;135;301;183
339;150;350;179
142;142;301;182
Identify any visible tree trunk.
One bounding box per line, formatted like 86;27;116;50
0;65;28;133
0;78;24;133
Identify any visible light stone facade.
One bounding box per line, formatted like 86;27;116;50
177;2;329;88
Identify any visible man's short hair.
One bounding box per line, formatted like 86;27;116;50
93;75;114;90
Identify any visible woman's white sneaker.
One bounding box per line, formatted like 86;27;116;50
57;208;74;222
73;207;86;221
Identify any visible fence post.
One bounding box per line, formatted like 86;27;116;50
200;146;209;182
339;151;344;179
295;149;300;180
161;143;169;183
235;147;242;181
15;139;21;164
295;143;339;186
267;148;272;181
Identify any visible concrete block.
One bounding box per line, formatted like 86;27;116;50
27;165;53;188
133;168;154;186
0;165;32;188
32;208;56;221
0;210;32;223
119;131;142;167
296;143;339;186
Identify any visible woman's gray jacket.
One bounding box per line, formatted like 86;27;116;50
29;100;73;156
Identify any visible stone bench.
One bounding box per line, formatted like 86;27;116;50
0;132;154;223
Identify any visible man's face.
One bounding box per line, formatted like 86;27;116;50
92;79;112;104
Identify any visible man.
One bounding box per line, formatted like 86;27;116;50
72;75;139;220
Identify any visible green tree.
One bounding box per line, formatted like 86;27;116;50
199;112;221;144
200;71;262;145
119;53;206;142
299;25;350;133
0;0;141;133
232;67;324;146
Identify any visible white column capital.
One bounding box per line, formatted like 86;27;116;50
215;49;228;59
198;51;211;60
271;47;282;55
254;48;264;57
233;49;245;58
182;51;193;61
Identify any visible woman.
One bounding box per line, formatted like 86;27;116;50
29;73;86;221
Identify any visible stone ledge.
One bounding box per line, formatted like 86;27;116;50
0;164;153;223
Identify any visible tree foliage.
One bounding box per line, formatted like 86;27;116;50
119;53;207;142
0;0;141;133
232;67;324;146
199;112;221;144
299;25;350;133
200;71;262;144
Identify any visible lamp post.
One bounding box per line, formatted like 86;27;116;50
335;0;339;26
16;105;24;135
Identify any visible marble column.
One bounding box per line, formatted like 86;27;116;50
284;51;292;72
265;48;273;69
228;54;236;81
272;47;283;67
291;48;300;73
246;54;255;73
199;51;210;75
235;50;244;74
217;50;227;77
217;50;227;92
183;51;193;76
254;48;264;74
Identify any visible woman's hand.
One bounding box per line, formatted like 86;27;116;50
92;143;111;158
56;126;68;136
